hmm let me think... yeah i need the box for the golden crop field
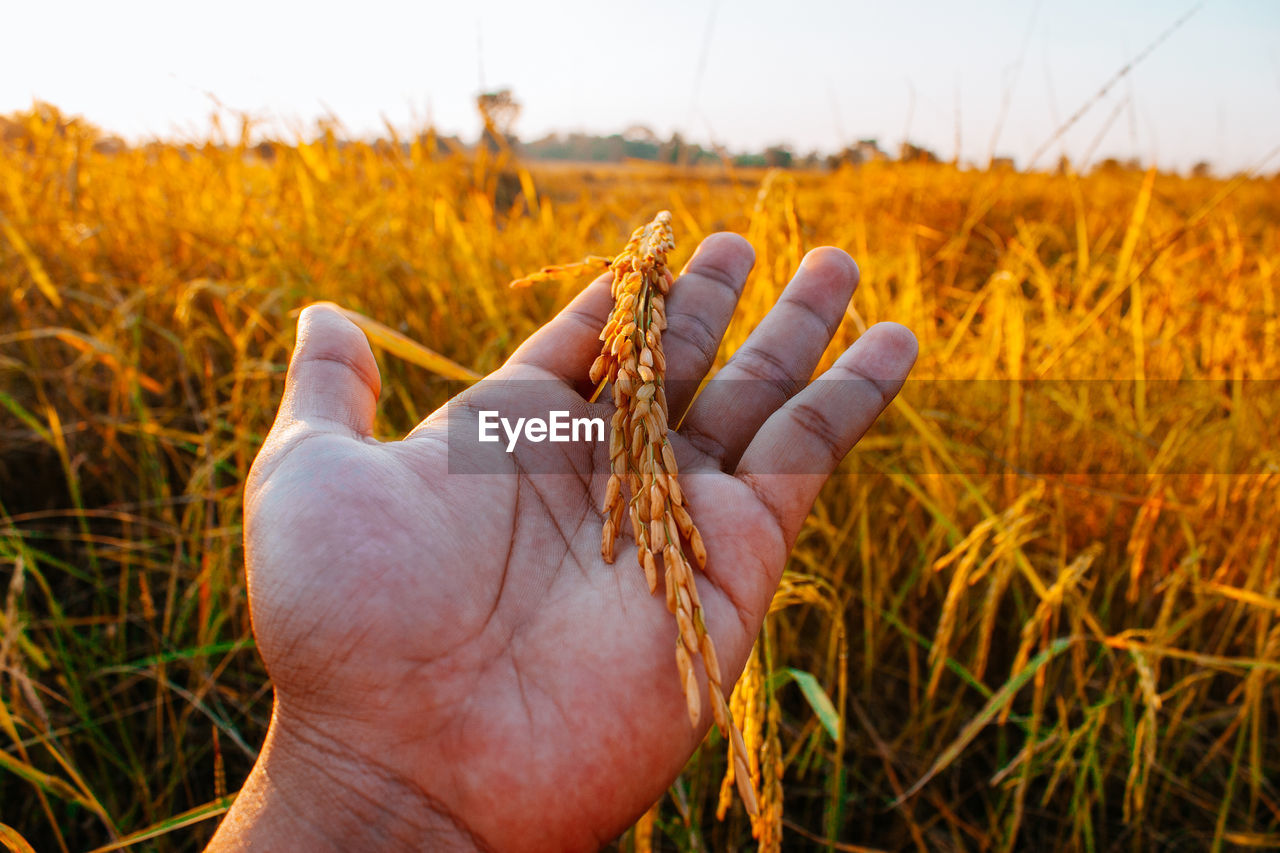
[2,103,1279,851]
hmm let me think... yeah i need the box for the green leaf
[85,795,236,853]
[0,748,92,808]
[783,667,841,741]
[894,636,1076,806]
[0,392,52,444]
[114,638,256,670]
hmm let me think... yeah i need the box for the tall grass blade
[895,637,1076,805]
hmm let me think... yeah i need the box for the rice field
[2,103,1279,851]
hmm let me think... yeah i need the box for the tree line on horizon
[2,99,1227,178]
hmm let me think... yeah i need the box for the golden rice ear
[582,212,757,818]
[689,527,708,570]
[684,678,702,729]
[649,484,665,520]
[629,505,644,544]
[589,354,610,385]
[735,755,760,818]
[630,422,646,457]
[665,514,681,550]
[603,475,621,514]
[676,610,699,659]
[632,800,660,853]
[663,551,679,614]
[675,642,700,727]
[700,633,722,687]
[672,503,694,538]
[643,550,659,594]
[716,749,737,821]
[635,485,651,526]
[661,443,678,476]
[600,518,615,564]
[649,518,665,550]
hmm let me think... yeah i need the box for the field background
[1,104,1279,851]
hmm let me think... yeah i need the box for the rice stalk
[592,211,759,817]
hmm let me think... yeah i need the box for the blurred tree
[622,124,659,144]
[764,145,794,168]
[899,141,939,163]
[477,89,521,151]
[660,132,687,165]
[826,139,886,169]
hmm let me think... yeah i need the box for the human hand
[207,234,917,852]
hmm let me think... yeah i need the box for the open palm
[212,234,916,852]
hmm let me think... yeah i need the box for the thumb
[273,302,381,439]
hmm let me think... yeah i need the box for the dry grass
[1,103,1279,851]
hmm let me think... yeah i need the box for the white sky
[2,0,1278,172]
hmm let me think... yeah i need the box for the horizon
[15,101,1267,177]
[3,0,1279,174]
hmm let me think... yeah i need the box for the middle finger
[677,247,861,470]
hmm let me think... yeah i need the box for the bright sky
[3,0,1278,172]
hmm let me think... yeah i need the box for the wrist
[207,702,489,852]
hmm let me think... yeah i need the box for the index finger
[506,233,755,408]
[504,270,615,393]
[660,233,755,420]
